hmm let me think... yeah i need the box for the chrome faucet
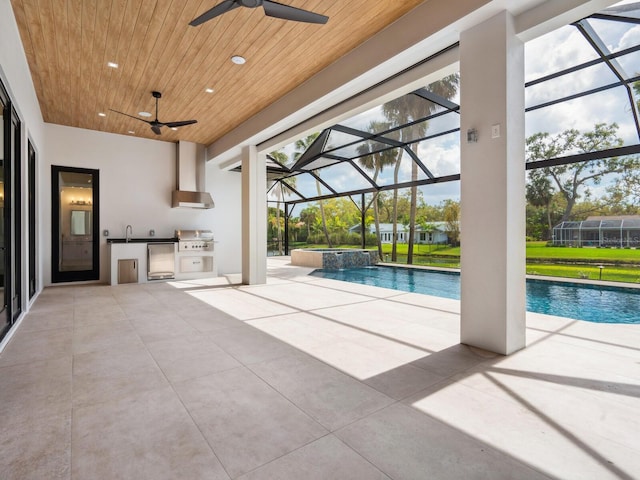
[126,225,133,243]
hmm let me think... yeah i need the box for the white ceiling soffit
[209,0,614,169]
[516,0,618,41]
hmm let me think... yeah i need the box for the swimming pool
[310,266,640,324]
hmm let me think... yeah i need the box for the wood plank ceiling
[10,0,426,145]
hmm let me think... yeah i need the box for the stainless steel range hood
[172,141,214,209]
[172,190,214,209]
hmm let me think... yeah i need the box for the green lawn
[378,242,640,263]
[524,264,640,283]
[295,241,640,283]
[525,241,640,263]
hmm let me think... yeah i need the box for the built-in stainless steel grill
[175,229,216,276]
[176,229,214,252]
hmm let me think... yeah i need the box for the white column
[460,11,526,355]
[241,145,267,284]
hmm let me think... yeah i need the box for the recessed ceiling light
[128,130,135,134]
[205,88,214,93]
[231,55,246,65]
[171,127,178,131]
[98,112,106,117]
[107,61,119,68]
[138,111,152,117]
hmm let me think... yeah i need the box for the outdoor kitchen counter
[109,239,177,285]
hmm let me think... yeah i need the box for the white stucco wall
[44,124,241,284]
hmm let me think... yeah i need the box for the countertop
[107,237,177,244]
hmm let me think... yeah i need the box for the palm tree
[390,149,404,261]
[268,151,297,255]
[382,75,459,263]
[269,151,287,254]
[299,204,319,240]
[357,121,398,259]
[294,133,333,246]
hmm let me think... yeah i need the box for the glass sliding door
[28,141,36,298]
[1,78,22,340]
[51,166,99,283]
[9,105,21,321]
[0,91,6,338]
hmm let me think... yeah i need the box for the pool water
[310,266,640,324]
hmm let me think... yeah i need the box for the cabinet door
[118,259,138,284]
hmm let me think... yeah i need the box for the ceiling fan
[189,0,328,27]
[110,91,197,135]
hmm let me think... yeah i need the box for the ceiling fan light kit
[189,0,328,27]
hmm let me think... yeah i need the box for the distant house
[350,222,452,245]
[552,215,640,247]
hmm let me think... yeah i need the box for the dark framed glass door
[1,78,22,340]
[51,166,100,283]
[28,141,36,298]
[0,85,7,338]
[9,102,21,322]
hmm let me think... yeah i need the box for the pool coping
[374,262,640,291]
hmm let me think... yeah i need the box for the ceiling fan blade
[151,125,162,135]
[109,109,152,124]
[262,0,328,24]
[190,0,240,26]
[164,120,198,128]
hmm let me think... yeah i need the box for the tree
[357,121,398,259]
[607,162,640,208]
[526,123,640,222]
[267,206,281,250]
[418,219,437,254]
[442,200,460,246]
[526,174,555,240]
[390,156,402,261]
[377,191,393,223]
[268,150,293,255]
[299,204,320,240]
[294,133,332,246]
[382,75,459,263]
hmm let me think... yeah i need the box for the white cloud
[525,26,597,81]
[417,135,460,177]
[619,24,640,49]
[526,87,636,139]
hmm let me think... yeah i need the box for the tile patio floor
[1,257,639,479]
